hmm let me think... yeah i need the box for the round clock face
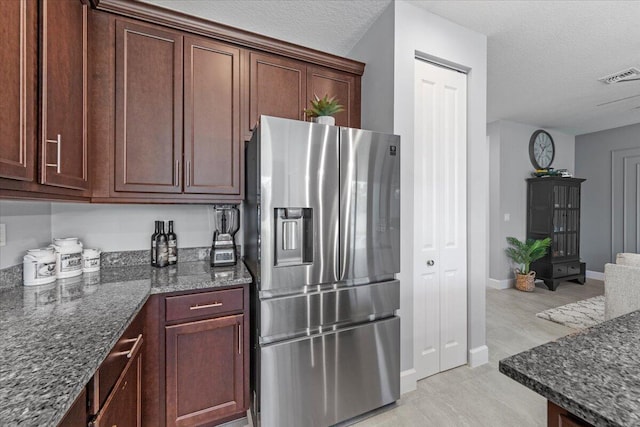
[529,130,555,169]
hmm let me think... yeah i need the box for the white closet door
[414,59,467,379]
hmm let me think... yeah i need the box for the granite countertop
[0,260,252,427]
[499,310,640,427]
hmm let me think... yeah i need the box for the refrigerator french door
[244,116,401,427]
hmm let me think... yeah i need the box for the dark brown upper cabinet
[184,37,241,195]
[249,52,307,132]
[307,65,360,128]
[248,51,361,134]
[0,0,37,182]
[40,0,89,191]
[114,20,183,194]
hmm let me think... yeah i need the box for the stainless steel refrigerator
[244,116,401,427]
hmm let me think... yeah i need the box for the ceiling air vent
[598,67,640,84]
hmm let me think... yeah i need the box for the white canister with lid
[23,247,57,286]
[51,237,83,278]
[82,248,102,273]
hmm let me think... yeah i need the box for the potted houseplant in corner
[304,94,344,125]
[505,236,552,292]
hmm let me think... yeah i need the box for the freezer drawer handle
[190,302,223,310]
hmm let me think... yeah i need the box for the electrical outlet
[504,213,510,222]
[0,224,6,247]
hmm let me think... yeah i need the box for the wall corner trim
[468,345,489,368]
[586,270,605,281]
[487,278,513,289]
[400,368,417,395]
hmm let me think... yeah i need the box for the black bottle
[151,221,160,266]
[155,221,169,268]
[167,220,178,265]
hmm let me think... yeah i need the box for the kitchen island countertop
[500,309,640,427]
[0,260,252,426]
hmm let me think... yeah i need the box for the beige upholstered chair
[604,253,640,320]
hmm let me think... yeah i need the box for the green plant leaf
[504,236,551,274]
[305,93,344,118]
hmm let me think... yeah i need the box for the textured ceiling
[140,0,391,56]
[142,0,640,135]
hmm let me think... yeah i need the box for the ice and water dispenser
[274,208,313,266]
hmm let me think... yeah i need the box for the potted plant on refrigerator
[304,94,344,125]
[505,236,552,292]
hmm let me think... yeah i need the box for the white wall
[488,120,575,285]
[50,203,222,252]
[0,201,237,269]
[0,201,52,268]
[348,3,394,134]
[349,0,489,389]
[393,0,488,382]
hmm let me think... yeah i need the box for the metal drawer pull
[126,334,142,358]
[113,334,143,359]
[45,134,61,173]
[190,302,223,310]
[174,160,179,187]
[238,323,242,354]
[186,160,191,187]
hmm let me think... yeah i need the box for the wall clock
[529,130,555,169]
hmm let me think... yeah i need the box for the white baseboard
[487,278,513,289]
[586,270,605,281]
[400,368,417,395]
[468,345,489,368]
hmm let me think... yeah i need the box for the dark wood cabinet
[166,314,245,427]
[0,0,37,182]
[141,286,250,427]
[184,37,242,195]
[91,344,143,427]
[307,65,360,128]
[527,177,586,291]
[248,52,361,131]
[57,388,87,427]
[548,401,593,427]
[40,0,89,190]
[249,52,307,130]
[114,20,183,194]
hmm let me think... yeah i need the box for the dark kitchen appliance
[211,205,239,267]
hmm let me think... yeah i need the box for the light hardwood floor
[352,279,604,427]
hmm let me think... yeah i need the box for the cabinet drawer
[90,312,143,415]
[166,288,243,323]
[552,264,567,278]
[567,262,582,275]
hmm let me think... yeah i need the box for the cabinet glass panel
[553,233,565,258]
[553,185,567,209]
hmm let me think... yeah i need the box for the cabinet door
[184,37,241,195]
[0,0,37,181]
[249,52,306,131]
[93,348,143,427]
[40,0,88,190]
[115,20,183,193]
[307,65,359,128]
[166,314,244,427]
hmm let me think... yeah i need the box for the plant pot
[312,116,335,126]
[515,270,536,292]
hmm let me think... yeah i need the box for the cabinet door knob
[426,260,435,266]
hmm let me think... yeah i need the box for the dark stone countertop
[0,261,252,427]
[499,310,640,427]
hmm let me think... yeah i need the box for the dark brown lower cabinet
[57,388,87,427]
[548,401,593,427]
[166,314,245,427]
[91,346,143,427]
